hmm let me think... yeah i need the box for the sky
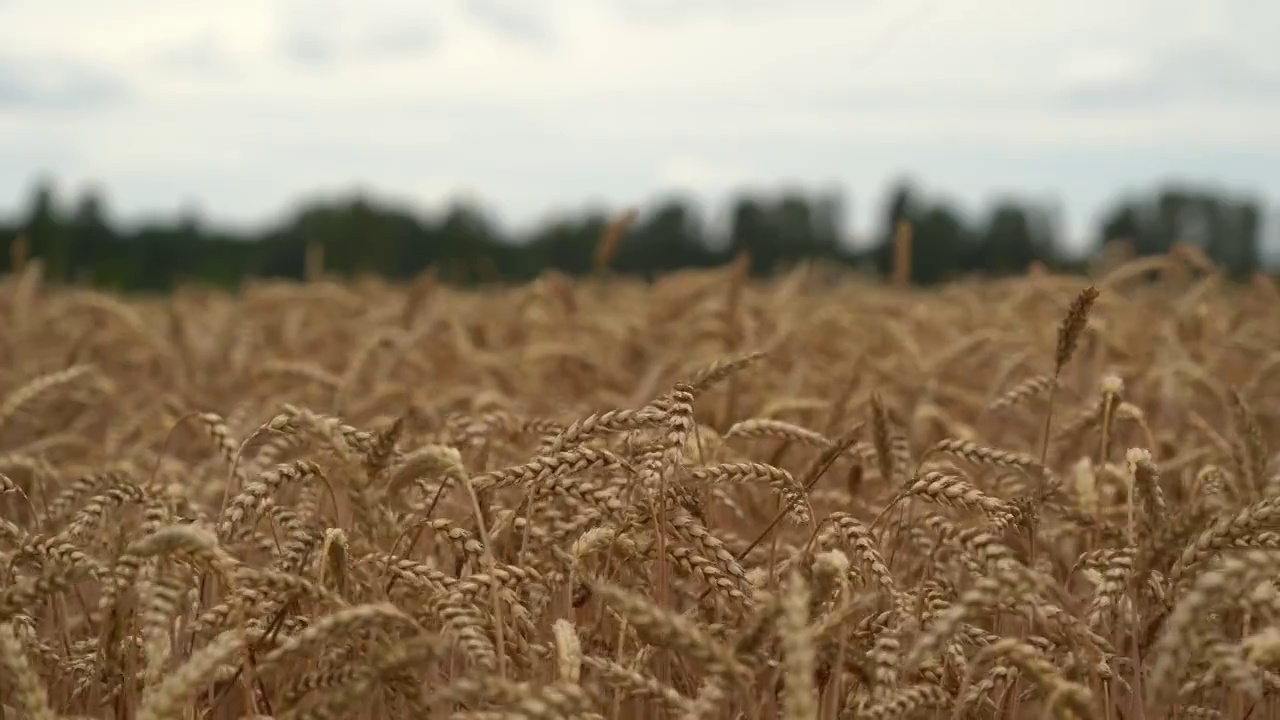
[2,0,1280,258]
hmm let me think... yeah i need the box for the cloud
[280,29,341,66]
[654,156,757,196]
[152,35,242,79]
[607,0,798,28]
[362,23,439,57]
[462,0,553,47]
[1059,45,1280,109]
[0,54,128,111]
[275,2,438,67]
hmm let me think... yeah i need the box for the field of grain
[0,254,1277,720]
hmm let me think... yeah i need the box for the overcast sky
[2,0,1279,256]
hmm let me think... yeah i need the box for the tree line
[0,177,1268,292]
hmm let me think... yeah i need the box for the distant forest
[0,177,1269,291]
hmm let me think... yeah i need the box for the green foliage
[1099,187,1264,279]
[0,178,1267,291]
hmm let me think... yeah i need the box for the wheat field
[0,252,1278,720]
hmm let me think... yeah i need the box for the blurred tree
[1100,201,1140,247]
[977,201,1038,276]
[1098,186,1262,279]
[437,201,504,282]
[1152,189,1189,257]
[616,197,713,278]
[809,189,846,262]
[22,180,69,281]
[729,194,775,275]
[0,177,1269,291]
[1204,196,1261,279]
[912,203,968,284]
[873,180,917,276]
[67,187,114,284]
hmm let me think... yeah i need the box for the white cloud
[0,0,1278,254]
[1057,49,1149,89]
[654,156,756,194]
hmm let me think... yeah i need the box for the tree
[1100,200,1142,249]
[977,201,1038,276]
[0,176,1272,292]
[873,180,917,276]
[22,180,68,281]
[729,194,774,275]
[67,187,114,284]
[912,203,968,284]
[437,201,504,282]
[617,197,712,277]
[1205,196,1261,279]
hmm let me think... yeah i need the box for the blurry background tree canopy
[1,177,1270,292]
